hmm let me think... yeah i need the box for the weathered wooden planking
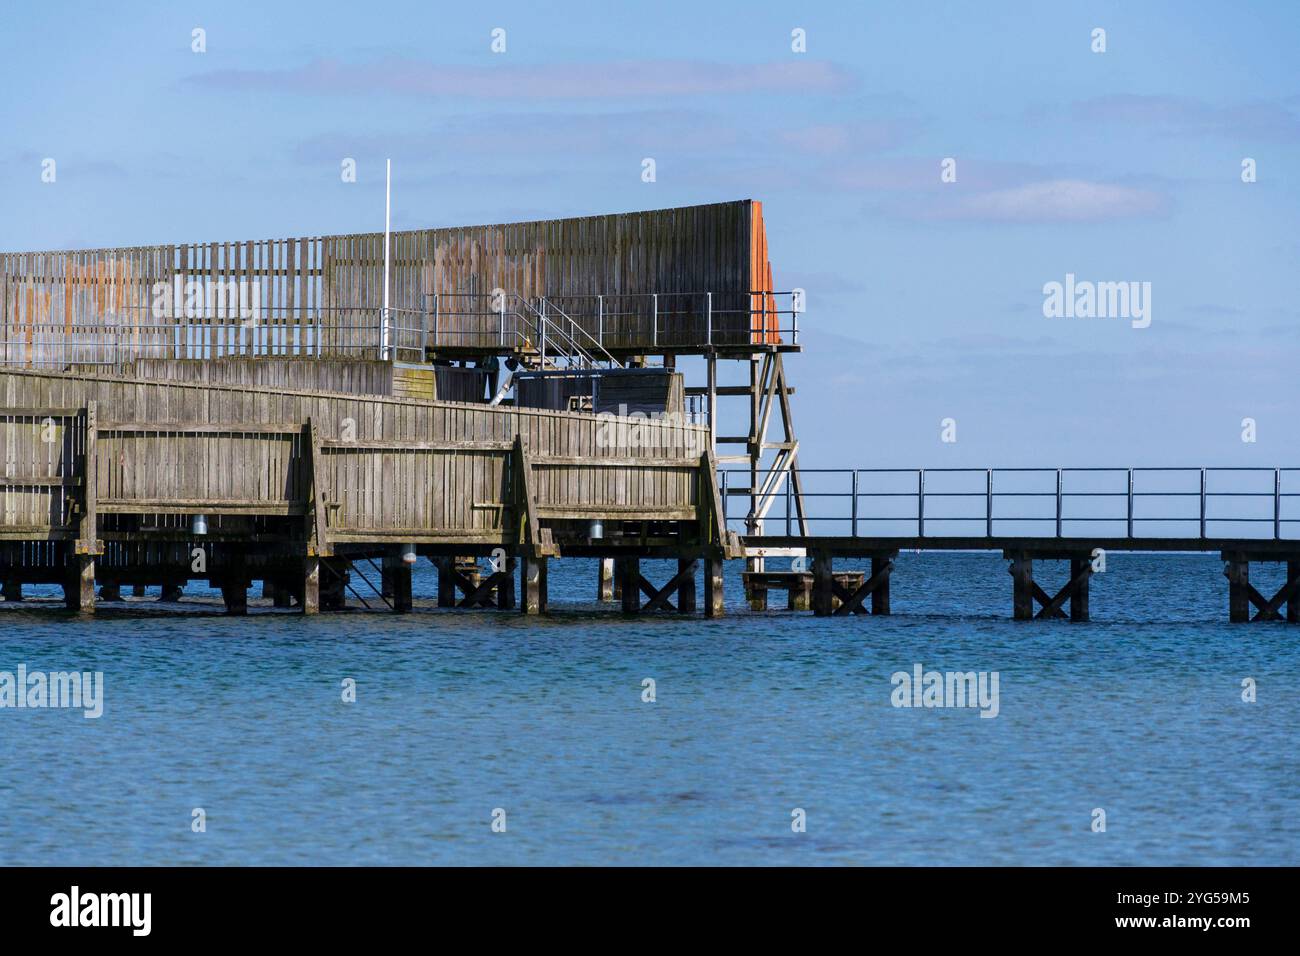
[94,425,305,515]
[0,367,705,457]
[0,408,82,534]
[0,367,710,541]
[0,201,778,363]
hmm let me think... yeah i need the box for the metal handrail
[536,297,621,367]
[720,466,1300,541]
[526,290,804,348]
[1,289,808,364]
[507,294,599,370]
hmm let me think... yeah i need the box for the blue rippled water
[1,552,1296,866]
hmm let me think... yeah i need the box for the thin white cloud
[189,57,854,99]
[911,179,1171,223]
[291,109,746,163]
[778,119,921,154]
[1071,94,1300,143]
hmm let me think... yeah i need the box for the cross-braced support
[810,552,895,616]
[436,556,518,610]
[1223,554,1300,623]
[1007,553,1093,621]
[704,350,806,573]
[618,557,699,614]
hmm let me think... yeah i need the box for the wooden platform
[0,367,734,614]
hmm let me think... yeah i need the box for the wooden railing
[0,200,785,365]
[0,378,722,556]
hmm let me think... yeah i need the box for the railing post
[1127,468,1134,539]
[1275,467,1282,540]
[721,469,729,526]
[986,469,993,538]
[1200,468,1207,539]
[706,292,712,346]
[1055,468,1063,537]
[851,470,859,538]
[499,300,506,349]
[539,299,547,366]
[918,469,925,538]
[597,295,604,347]
[785,471,792,535]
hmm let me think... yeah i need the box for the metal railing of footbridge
[721,466,1300,541]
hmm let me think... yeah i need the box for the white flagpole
[382,158,392,360]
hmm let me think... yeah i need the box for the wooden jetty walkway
[1,201,1296,622]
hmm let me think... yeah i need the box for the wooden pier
[2,201,1295,623]
[0,366,733,616]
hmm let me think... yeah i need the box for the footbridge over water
[1,201,1294,622]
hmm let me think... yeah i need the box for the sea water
[1,552,1295,866]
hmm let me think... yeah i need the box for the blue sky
[1,0,1297,468]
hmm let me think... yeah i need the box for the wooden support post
[1070,557,1091,622]
[598,557,615,602]
[539,558,548,611]
[747,576,769,611]
[497,557,517,610]
[812,552,833,617]
[78,557,96,612]
[384,555,413,613]
[79,401,98,555]
[301,558,320,615]
[160,583,183,603]
[98,583,122,602]
[64,555,95,613]
[1225,558,1250,624]
[787,575,812,611]
[221,579,248,616]
[706,353,717,456]
[132,584,146,597]
[620,557,641,614]
[67,401,99,614]
[522,556,546,615]
[676,558,697,614]
[1,580,21,602]
[1010,554,1033,621]
[871,555,892,615]
[305,418,331,559]
[704,556,725,618]
[1290,561,1300,624]
[746,355,763,574]
[436,557,456,608]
